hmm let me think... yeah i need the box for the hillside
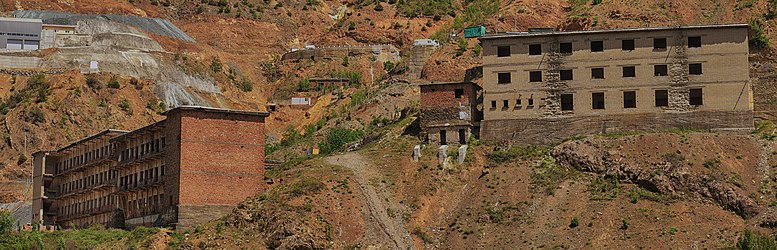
[2,0,777,249]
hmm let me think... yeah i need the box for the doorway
[440,130,447,145]
[459,129,466,144]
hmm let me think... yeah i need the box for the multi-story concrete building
[478,24,753,144]
[419,82,482,145]
[32,106,269,230]
[0,17,43,50]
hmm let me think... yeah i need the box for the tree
[0,210,13,234]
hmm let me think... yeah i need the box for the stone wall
[177,204,235,231]
[481,110,753,145]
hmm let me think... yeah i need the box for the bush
[319,128,364,154]
[588,176,620,200]
[383,61,396,72]
[297,78,311,91]
[106,75,120,89]
[0,210,13,234]
[239,80,253,92]
[396,0,454,18]
[374,3,384,11]
[210,57,223,73]
[0,75,50,114]
[119,99,133,115]
[569,217,579,228]
[750,19,770,49]
[736,230,777,250]
[455,39,468,57]
[85,74,101,89]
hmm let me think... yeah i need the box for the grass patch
[628,187,670,203]
[489,145,549,164]
[736,230,777,249]
[531,156,578,195]
[0,225,159,249]
[588,176,620,201]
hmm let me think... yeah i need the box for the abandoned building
[477,24,753,144]
[32,106,269,230]
[419,82,482,145]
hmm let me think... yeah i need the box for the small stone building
[419,82,482,145]
[32,106,269,230]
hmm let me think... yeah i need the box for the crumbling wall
[668,32,692,111]
[481,110,754,145]
[543,37,569,117]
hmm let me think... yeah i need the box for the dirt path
[326,153,413,250]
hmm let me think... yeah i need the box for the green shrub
[288,178,325,197]
[119,99,133,115]
[488,145,548,163]
[588,176,620,200]
[592,0,602,5]
[736,230,777,250]
[455,39,468,57]
[85,74,101,89]
[620,219,629,230]
[749,19,770,49]
[106,75,120,89]
[396,0,454,18]
[210,57,223,73]
[374,3,384,11]
[532,156,577,195]
[628,187,669,203]
[383,61,396,72]
[319,128,364,154]
[0,75,50,114]
[239,80,253,92]
[569,217,579,228]
[297,78,311,91]
[0,209,12,234]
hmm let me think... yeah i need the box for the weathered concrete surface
[177,204,234,231]
[481,110,754,145]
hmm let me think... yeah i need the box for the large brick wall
[170,109,267,230]
[481,110,754,145]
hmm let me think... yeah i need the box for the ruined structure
[478,24,753,144]
[419,82,482,145]
[32,107,269,230]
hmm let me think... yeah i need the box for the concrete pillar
[413,145,421,162]
[438,145,448,166]
[457,145,468,164]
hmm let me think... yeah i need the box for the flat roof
[0,17,42,24]
[109,120,165,142]
[42,24,76,28]
[161,106,270,117]
[480,23,749,40]
[55,129,128,153]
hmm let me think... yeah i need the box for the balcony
[56,178,116,199]
[118,175,163,193]
[114,149,164,170]
[55,156,113,177]
[58,205,117,221]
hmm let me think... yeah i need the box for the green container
[463,26,486,38]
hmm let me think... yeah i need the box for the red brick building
[419,82,482,145]
[32,106,269,230]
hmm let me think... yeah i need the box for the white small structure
[304,44,316,50]
[413,39,440,47]
[291,97,312,105]
[89,61,99,70]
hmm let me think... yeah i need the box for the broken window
[592,92,605,109]
[653,38,667,50]
[654,64,668,76]
[591,68,604,79]
[498,72,511,84]
[515,98,522,108]
[497,46,511,57]
[490,100,497,109]
[559,42,572,53]
[655,90,669,107]
[688,36,701,48]
[561,93,574,111]
[529,71,542,82]
[689,63,702,75]
[503,100,509,109]
[454,88,464,98]
[591,40,604,52]
[528,98,534,107]
[560,70,573,81]
[529,44,542,55]
[622,39,635,51]
[689,88,703,105]
[622,66,636,77]
[623,91,636,108]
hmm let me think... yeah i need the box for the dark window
[688,36,701,48]
[560,70,573,81]
[591,40,604,52]
[559,42,572,53]
[623,91,636,108]
[689,88,703,105]
[655,90,669,107]
[622,66,636,77]
[454,88,464,98]
[528,98,534,106]
[516,99,521,107]
[529,44,542,55]
[497,46,511,57]
[654,65,668,76]
[498,72,511,84]
[689,63,702,75]
[491,100,497,109]
[653,38,667,49]
[591,68,604,79]
[529,71,542,82]
[561,94,574,111]
[592,92,605,109]
[622,39,635,51]
[503,100,509,109]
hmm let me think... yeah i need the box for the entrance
[459,129,466,144]
[440,130,447,145]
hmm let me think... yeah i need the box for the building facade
[419,82,482,145]
[478,24,753,144]
[0,17,42,50]
[32,107,269,230]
